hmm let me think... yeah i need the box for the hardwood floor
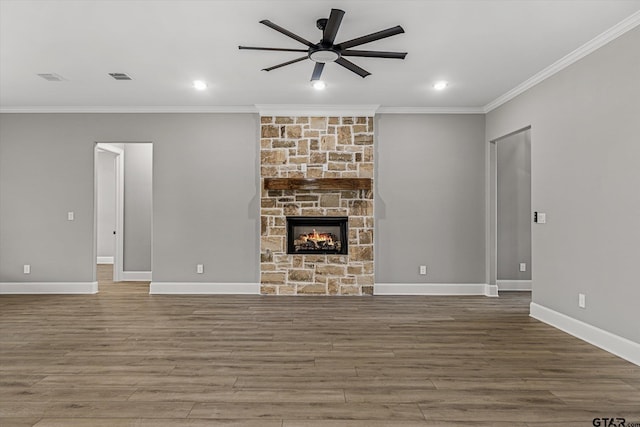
[1,265,639,426]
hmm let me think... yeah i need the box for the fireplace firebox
[286,216,348,255]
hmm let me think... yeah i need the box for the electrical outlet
[23,264,31,274]
[67,211,74,221]
[196,264,204,274]
[519,262,527,272]
[300,164,307,172]
[534,212,546,223]
[419,265,427,275]
[322,164,328,172]
[578,293,586,309]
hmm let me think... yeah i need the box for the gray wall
[0,115,96,282]
[497,130,531,280]
[123,143,152,272]
[376,114,486,283]
[0,113,260,284]
[486,27,640,343]
[96,149,116,258]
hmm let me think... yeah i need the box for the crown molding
[255,104,380,117]
[0,106,259,114]
[0,104,486,115]
[483,10,640,113]
[377,106,484,114]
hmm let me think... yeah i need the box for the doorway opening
[94,142,153,291]
[490,127,532,295]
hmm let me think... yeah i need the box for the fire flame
[301,229,333,244]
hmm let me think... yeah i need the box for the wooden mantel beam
[263,178,372,191]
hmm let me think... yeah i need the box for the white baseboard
[485,283,499,297]
[97,256,114,264]
[497,280,532,291]
[0,282,98,294]
[375,283,497,297]
[121,271,152,281]
[530,302,640,367]
[149,282,260,295]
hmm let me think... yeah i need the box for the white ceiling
[1,0,639,112]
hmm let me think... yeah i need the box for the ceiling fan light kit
[311,80,327,90]
[239,8,407,83]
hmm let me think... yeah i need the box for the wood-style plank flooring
[1,265,639,426]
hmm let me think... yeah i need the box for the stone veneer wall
[260,116,374,295]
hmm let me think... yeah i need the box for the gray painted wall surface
[123,143,152,271]
[486,27,640,343]
[497,130,531,280]
[376,114,486,283]
[96,150,116,258]
[0,114,96,282]
[0,113,260,284]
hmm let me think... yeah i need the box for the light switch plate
[196,264,204,274]
[578,293,586,308]
[67,212,74,221]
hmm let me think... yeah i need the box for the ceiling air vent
[37,73,66,81]
[109,72,132,80]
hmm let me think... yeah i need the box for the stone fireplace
[260,116,374,295]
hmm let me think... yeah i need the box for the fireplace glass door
[286,216,348,255]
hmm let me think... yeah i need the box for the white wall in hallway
[96,149,116,261]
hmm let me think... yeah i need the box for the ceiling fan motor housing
[309,46,341,63]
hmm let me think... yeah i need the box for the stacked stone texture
[260,116,374,295]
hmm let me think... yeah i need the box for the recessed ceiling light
[433,81,448,91]
[193,80,208,90]
[311,80,326,90]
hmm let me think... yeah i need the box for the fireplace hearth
[287,216,348,255]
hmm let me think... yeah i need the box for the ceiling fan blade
[335,57,371,78]
[336,26,405,50]
[322,9,345,45]
[311,62,325,81]
[261,56,308,72]
[260,20,314,47]
[239,46,308,53]
[341,50,407,59]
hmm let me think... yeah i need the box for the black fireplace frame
[286,216,348,255]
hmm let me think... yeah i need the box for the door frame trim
[95,143,124,282]
[488,126,532,294]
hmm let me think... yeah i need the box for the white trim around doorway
[95,143,124,282]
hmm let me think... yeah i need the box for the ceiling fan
[239,8,407,81]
